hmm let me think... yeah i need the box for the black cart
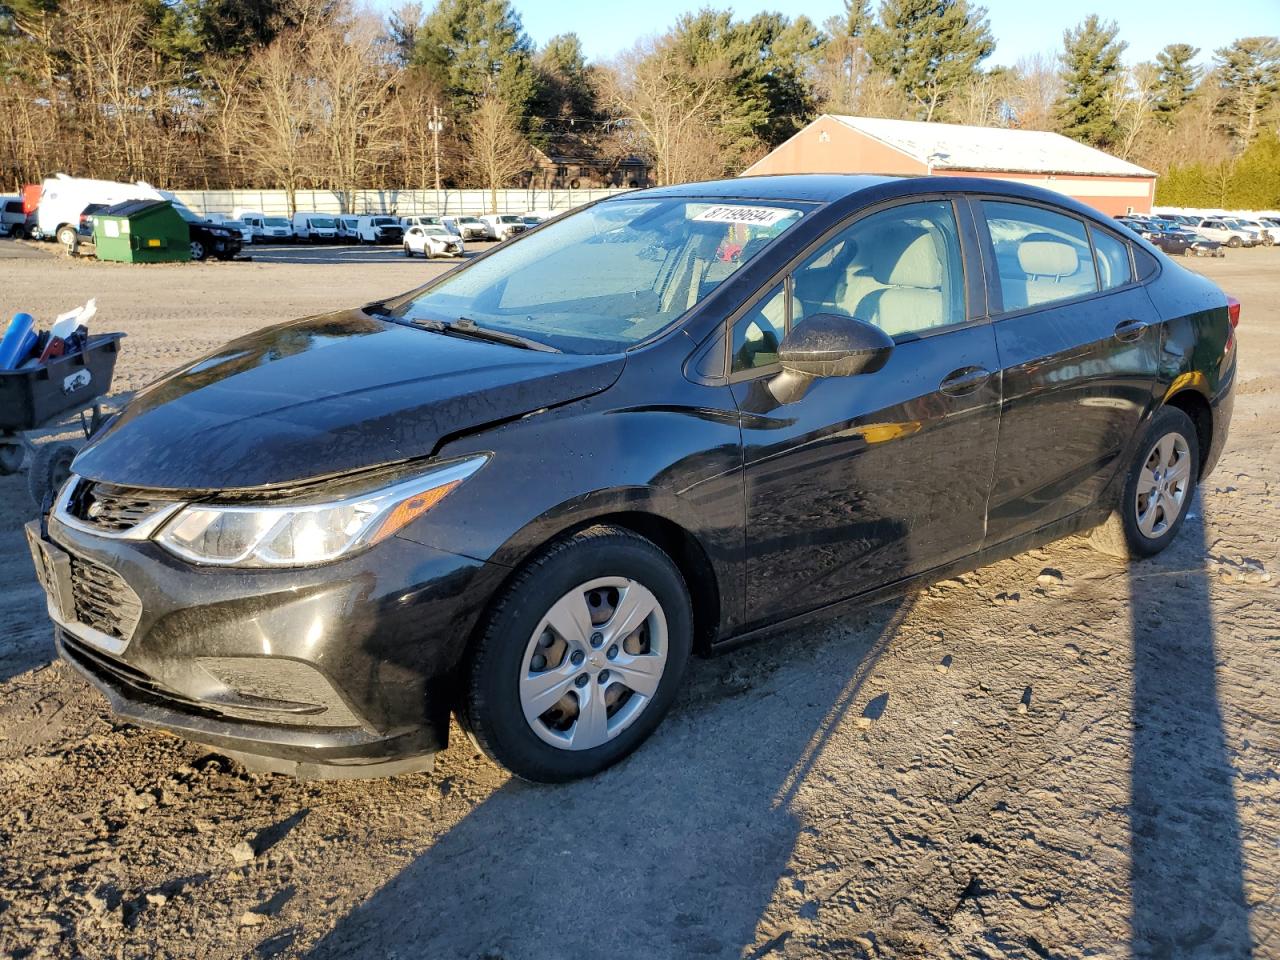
[0,333,125,505]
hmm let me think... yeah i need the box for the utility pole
[428,103,444,215]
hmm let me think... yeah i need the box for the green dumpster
[92,199,191,263]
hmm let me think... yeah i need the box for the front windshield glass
[392,197,806,354]
[309,216,336,227]
[265,217,289,227]
[372,217,397,226]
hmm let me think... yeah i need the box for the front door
[730,199,1002,630]
[977,199,1161,545]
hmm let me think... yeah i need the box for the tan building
[742,115,1157,216]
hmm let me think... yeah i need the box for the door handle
[938,366,993,397]
[1114,318,1149,342]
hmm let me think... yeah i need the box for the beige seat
[852,231,946,335]
[1016,239,1081,308]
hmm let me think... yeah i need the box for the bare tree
[309,15,398,212]
[811,24,911,120]
[241,34,315,213]
[465,86,533,212]
[1007,54,1061,131]
[599,38,736,185]
[1111,63,1161,161]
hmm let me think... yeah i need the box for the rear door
[731,197,1002,629]
[976,198,1160,545]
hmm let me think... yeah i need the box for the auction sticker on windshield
[693,205,796,227]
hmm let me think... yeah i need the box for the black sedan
[27,175,1237,782]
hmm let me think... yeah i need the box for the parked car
[403,224,465,258]
[443,215,488,241]
[336,216,361,243]
[292,213,338,243]
[1118,218,1198,256]
[479,213,529,241]
[216,217,253,245]
[1236,218,1279,245]
[1196,218,1261,248]
[233,211,294,242]
[1,196,35,239]
[142,198,242,261]
[27,175,1236,783]
[521,213,546,228]
[356,215,404,245]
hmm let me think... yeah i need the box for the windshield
[391,197,806,354]
[308,216,336,228]
[265,217,289,227]
[372,217,397,226]
[496,215,522,224]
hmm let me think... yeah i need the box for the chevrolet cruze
[27,175,1237,782]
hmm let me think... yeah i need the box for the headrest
[872,232,942,287]
[1018,240,1078,277]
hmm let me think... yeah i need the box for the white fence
[170,187,635,219]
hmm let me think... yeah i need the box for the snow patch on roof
[829,116,1156,178]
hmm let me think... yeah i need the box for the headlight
[155,455,486,567]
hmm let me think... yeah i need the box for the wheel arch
[481,501,725,657]
[1162,387,1213,479]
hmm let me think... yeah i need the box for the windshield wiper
[413,316,560,353]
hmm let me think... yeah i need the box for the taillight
[1226,295,1241,328]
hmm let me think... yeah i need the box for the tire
[403,243,413,257]
[27,442,77,508]
[459,525,693,783]
[1089,406,1200,560]
[57,225,78,255]
[190,239,207,261]
[1227,236,1242,248]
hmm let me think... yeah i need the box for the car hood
[74,311,625,491]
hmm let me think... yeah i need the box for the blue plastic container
[0,313,36,371]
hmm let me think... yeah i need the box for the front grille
[69,553,142,642]
[67,479,177,534]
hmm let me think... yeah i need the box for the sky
[373,0,1279,67]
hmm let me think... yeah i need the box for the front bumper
[30,515,503,777]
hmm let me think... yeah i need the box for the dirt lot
[0,240,1276,960]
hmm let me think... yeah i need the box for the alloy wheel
[1135,432,1191,539]
[518,576,668,751]
[190,240,206,260]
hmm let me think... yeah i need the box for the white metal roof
[828,115,1156,178]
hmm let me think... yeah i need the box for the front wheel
[402,243,413,257]
[1089,406,1200,560]
[1227,236,1242,248]
[460,525,693,783]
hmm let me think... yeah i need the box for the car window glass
[984,201,1098,311]
[791,199,965,337]
[730,284,787,372]
[1090,228,1132,290]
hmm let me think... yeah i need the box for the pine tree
[1213,36,1280,144]
[413,0,536,119]
[1055,15,1127,147]
[864,0,995,121]
[1153,43,1200,121]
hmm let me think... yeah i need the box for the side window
[1090,227,1132,290]
[983,201,1098,311]
[791,200,965,337]
[730,284,787,373]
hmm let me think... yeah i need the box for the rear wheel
[402,243,413,257]
[57,225,78,255]
[1089,406,1199,560]
[460,525,693,783]
[190,239,207,261]
[1227,236,1242,248]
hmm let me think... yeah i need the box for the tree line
[0,0,1276,210]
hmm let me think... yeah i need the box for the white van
[232,210,294,242]
[336,216,361,243]
[401,215,442,231]
[479,213,529,242]
[37,174,162,249]
[356,215,404,245]
[292,213,338,242]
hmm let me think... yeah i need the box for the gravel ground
[0,240,1276,960]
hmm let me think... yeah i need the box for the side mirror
[769,313,894,404]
